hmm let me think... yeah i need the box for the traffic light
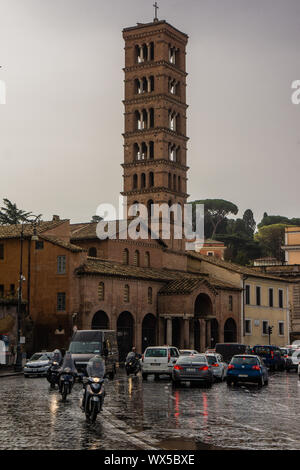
[268,326,273,335]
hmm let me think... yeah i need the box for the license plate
[186,368,196,372]
[238,374,248,377]
[151,363,159,366]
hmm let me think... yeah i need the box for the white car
[141,346,180,380]
[23,352,54,377]
[288,350,300,373]
[205,353,227,381]
[179,349,199,356]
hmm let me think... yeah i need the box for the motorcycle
[82,356,106,423]
[58,352,77,401]
[46,349,62,389]
[125,352,141,376]
[46,361,61,389]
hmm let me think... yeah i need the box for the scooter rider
[81,355,106,410]
[46,349,62,385]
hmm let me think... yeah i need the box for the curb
[0,372,23,378]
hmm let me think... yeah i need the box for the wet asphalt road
[0,370,299,450]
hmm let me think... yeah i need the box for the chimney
[52,215,60,221]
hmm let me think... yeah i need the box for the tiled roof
[0,219,68,240]
[39,235,85,253]
[188,252,289,282]
[159,277,240,295]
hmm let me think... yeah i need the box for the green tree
[91,215,103,223]
[255,223,286,261]
[243,209,256,236]
[0,198,33,225]
[190,199,238,239]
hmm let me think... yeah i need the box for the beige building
[188,254,290,347]
[283,226,300,265]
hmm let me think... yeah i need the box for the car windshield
[177,355,207,365]
[180,351,195,355]
[232,356,258,365]
[145,348,167,358]
[206,356,217,364]
[69,341,101,354]
[253,347,271,355]
[29,354,49,362]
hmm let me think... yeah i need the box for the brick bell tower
[121,16,189,245]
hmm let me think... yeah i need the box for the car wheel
[172,380,180,388]
[154,374,160,381]
[226,378,232,386]
[142,373,148,380]
[264,377,269,386]
[258,376,264,387]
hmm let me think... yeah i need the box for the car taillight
[228,364,234,370]
[252,365,260,370]
[271,351,274,359]
[198,366,209,371]
[142,354,144,362]
[212,364,219,367]
[174,365,183,370]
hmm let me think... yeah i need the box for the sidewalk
[0,366,23,378]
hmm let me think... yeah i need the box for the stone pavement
[0,366,23,378]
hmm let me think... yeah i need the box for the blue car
[226,354,268,387]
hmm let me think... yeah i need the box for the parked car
[179,349,199,356]
[205,353,227,381]
[298,362,300,378]
[281,347,297,371]
[251,345,285,371]
[23,352,54,377]
[215,343,251,363]
[172,354,213,387]
[226,354,268,387]
[141,346,180,380]
[68,329,118,379]
[286,349,300,372]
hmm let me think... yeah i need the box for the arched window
[134,250,140,267]
[133,174,138,189]
[178,176,181,192]
[123,248,129,265]
[145,251,150,267]
[149,141,154,159]
[148,287,153,304]
[173,174,177,191]
[98,282,105,301]
[168,173,172,189]
[88,247,97,257]
[141,173,146,189]
[124,284,130,303]
[149,172,154,187]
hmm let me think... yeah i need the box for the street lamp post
[14,216,40,372]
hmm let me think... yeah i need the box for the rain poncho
[52,349,62,365]
[60,352,77,374]
[86,356,105,378]
[126,351,137,362]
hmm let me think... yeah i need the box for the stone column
[200,319,206,352]
[166,318,172,346]
[136,319,142,354]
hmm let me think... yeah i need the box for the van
[251,345,285,371]
[141,346,180,380]
[68,330,118,379]
[215,343,251,363]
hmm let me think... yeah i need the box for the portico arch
[224,318,237,342]
[91,310,109,330]
[142,313,157,352]
[117,311,135,362]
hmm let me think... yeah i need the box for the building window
[124,285,130,303]
[10,284,15,296]
[269,288,274,307]
[57,293,66,311]
[278,321,284,336]
[262,320,268,335]
[256,286,261,306]
[245,285,250,305]
[0,244,4,259]
[134,250,140,267]
[207,251,214,257]
[148,287,153,304]
[0,285,4,297]
[229,295,233,311]
[35,241,44,250]
[88,247,97,257]
[57,256,66,274]
[145,251,150,267]
[98,282,105,301]
[245,319,252,335]
[278,289,283,309]
[123,248,129,265]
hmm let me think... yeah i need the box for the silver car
[23,352,54,377]
[172,354,213,387]
[205,353,227,381]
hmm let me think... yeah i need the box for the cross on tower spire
[153,2,159,22]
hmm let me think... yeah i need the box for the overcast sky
[0,0,299,224]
